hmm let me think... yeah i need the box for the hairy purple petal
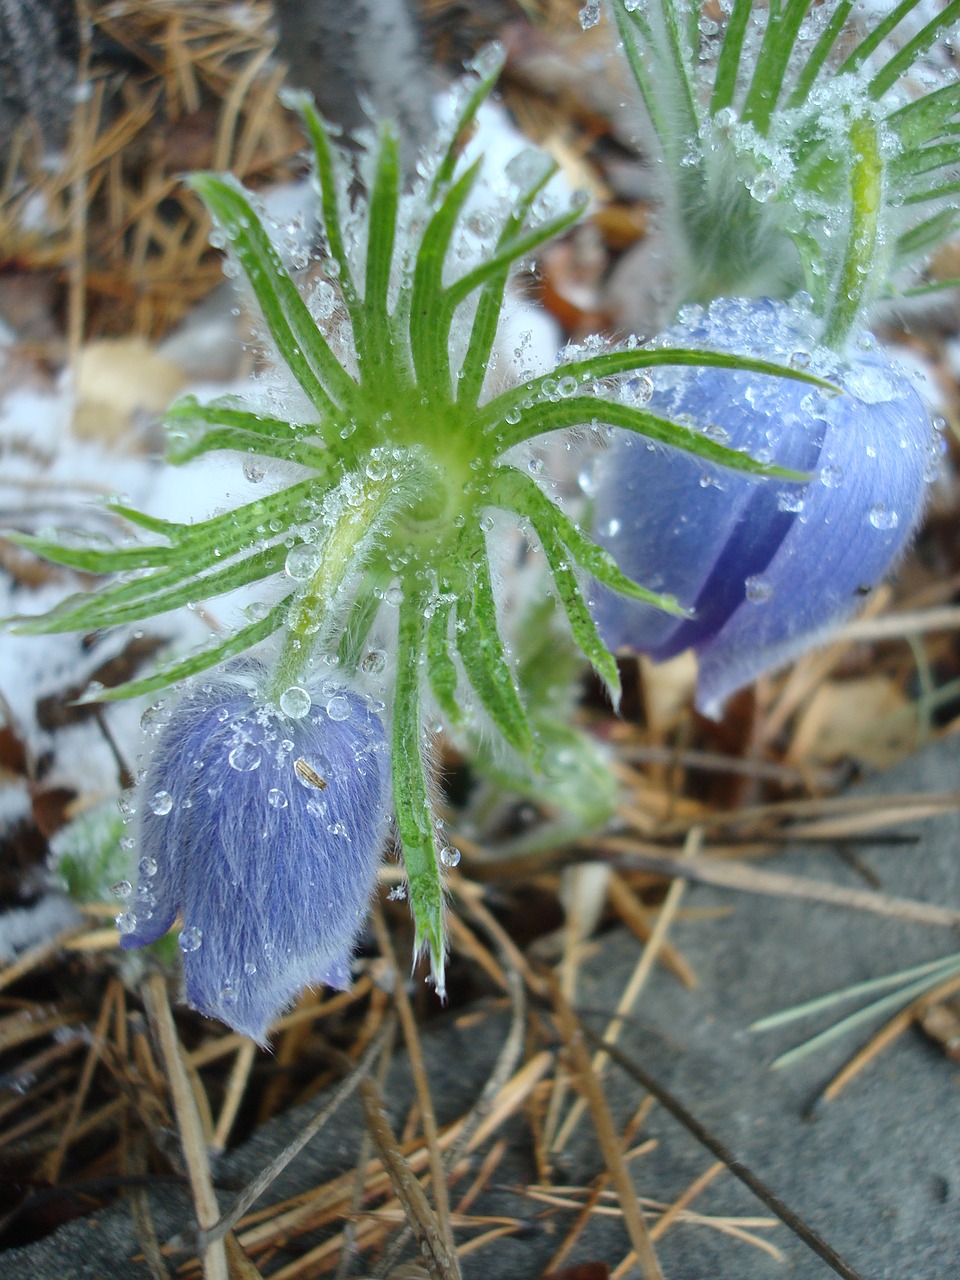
[120,671,389,1043]
[592,297,934,716]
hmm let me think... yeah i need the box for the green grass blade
[78,598,292,703]
[190,174,357,418]
[393,594,446,992]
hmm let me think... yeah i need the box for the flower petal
[121,673,389,1043]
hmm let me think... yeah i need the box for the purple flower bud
[119,671,389,1043]
[592,297,935,717]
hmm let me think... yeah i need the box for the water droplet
[280,686,312,719]
[325,694,351,721]
[285,542,322,581]
[868,504,899,530]
[745,575,773,603]
[819,464,843,488]
[439,846,461,867]
[138,856,158,878]
[556,375,578,398]
[579,0,600,29]
[504,406,522,425]
[150,790,173,816]
[748,173,778,203]
[384,585,403,607]
[777,491,805,514]
[112,880,132,901]
[116,912,137,935]
[604,517,621,537]
[360,649,387,675]
[229,742,262,771]
[140,702,169,735]
[221,984,238,1005]
[244,961,258,976]
[268,788,288,809]
[245,600,270,623]
[243,458,266,484]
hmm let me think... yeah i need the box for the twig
[141,974,227,1280]
[358,1076,462,1280]
[577,1021,866,1280]
[550,978,664,1280]
[598,840,960,928]
[201,1016,395,1250]
[211,1040,257,1156]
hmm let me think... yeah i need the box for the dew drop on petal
[112,880,132,901]
[745,575,773,604]
[179,926,203,952]
[150,790,173,816]
[268,788,288,809]
[819,464,843,489]
[280,685,312,719]
[228,742,262,771]
[138,856,158,878]
[868,504,899,530]
[116,912,137,935]
[244,962,258,976]
[777,491,805,514]
[221,984,238,1005]
[325,695,351,721]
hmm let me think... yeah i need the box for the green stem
[268,463,415,700]
[822,113,885,351]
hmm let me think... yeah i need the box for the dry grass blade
[141,973,227,1280]
[577,1023,866,1280]
[599,840,960,928]
[550,977,664,1280]
[202,1016,395,1251]
[358,1076,463,1280]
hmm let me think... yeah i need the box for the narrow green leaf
[79,598,292,703]
[458,159,557,408]
[165,422,333,472]
[190,174,357,418]
[336,575,389,672]
[298,99,367,356]
[490,393,811,480]
[741,0,809,134]
[890,141,960,183]
[530,511,621,706]
[838,0,930,79]
[444,201,583,318]
[409,158,482,397]
[786,1,853,109]
[364,127,400,361]
[488,466,689,617]
[886,81,960,149]
[393,594,446,991]
[481,347,833,436]
[895,207,960,264]
[868,1,960,101]
[426,591,462,725]
[166,395,319,441]
[14,546,288,634]
[430,48,504,196]
[710,0,753,115]
[2,530,173,574]
[455,539,535,760]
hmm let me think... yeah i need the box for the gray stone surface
[6,738,960,1278]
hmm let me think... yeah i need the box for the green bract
[611,0,960,345]
[5,54,824,986]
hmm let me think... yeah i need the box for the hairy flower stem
[267,460,419,702]
[823,114,886,351]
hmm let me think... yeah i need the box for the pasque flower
[591,296,935,716]
[118,672,389,1042]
